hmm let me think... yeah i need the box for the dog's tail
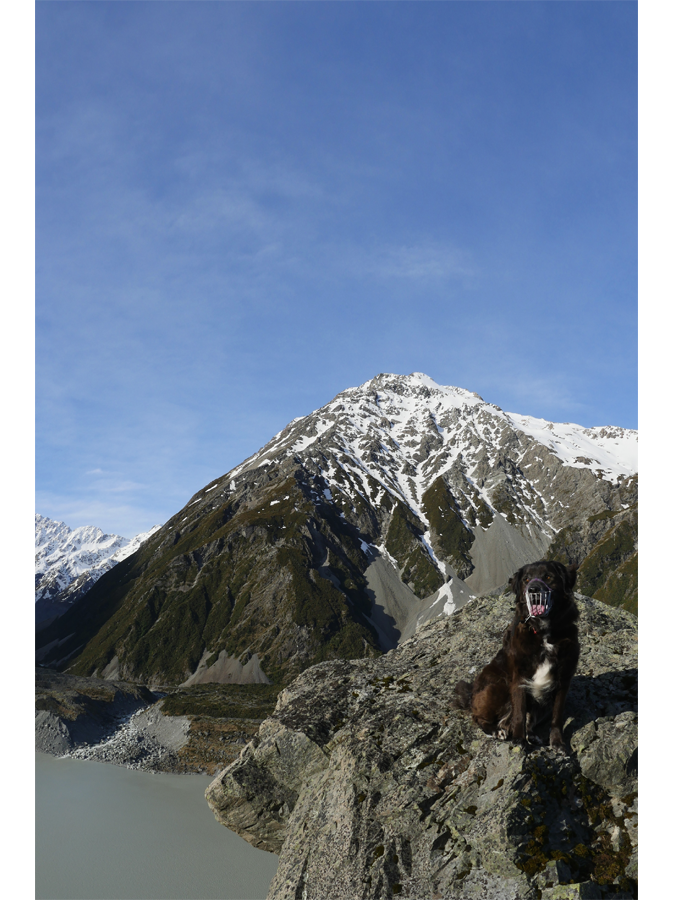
[452,679,474,710]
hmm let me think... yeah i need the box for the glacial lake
[36,752,278,900]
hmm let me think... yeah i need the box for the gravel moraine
[67,704,192,771]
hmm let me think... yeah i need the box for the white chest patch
[523,658,555,701]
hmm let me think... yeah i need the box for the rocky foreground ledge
[206,594,637,900]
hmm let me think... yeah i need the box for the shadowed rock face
[206,593,637,900]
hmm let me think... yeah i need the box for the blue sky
[36,1,637,538]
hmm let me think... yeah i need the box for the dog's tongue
[531,604,547,617]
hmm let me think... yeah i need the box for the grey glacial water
[36,752,278,900]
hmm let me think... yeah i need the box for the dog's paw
[497,728,509,741]
[549,730,568,754]
[526,734,543,747]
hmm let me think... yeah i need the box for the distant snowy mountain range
[36,373,637,685]
[35,515,161,625]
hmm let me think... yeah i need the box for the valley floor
[35,668,278,775]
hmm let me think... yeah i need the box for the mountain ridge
[35,373,637,686]
[35,514,162,625]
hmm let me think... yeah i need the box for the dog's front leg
[510,681,527,745]
[549,685,569,752]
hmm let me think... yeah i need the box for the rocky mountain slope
[207,591,637,900]
[35,514,161,625]
[35,373,637,687]
[35,667,155,755]
[36,668,280,775]
[548,506,638,616]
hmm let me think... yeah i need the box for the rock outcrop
[206,592,637,899]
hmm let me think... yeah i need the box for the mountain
[35,515,162,625]
[547,505,637,615]
[35,373,637,686]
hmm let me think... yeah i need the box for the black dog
[454,560,580,751]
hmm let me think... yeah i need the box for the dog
[453,560,580,751]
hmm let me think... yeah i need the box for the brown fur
[453,560,580,751]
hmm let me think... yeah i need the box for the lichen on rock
[205,592,637,899]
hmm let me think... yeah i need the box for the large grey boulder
[206,593,637,899]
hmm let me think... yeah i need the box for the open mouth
[525,579,553,619]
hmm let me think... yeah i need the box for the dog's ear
[508,567,523,597]
[566,563,578,592]
[550,560,577,593]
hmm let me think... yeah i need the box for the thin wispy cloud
[365,242,475,282]
[36,2,636,535]
[35,492,161,539]
[498,377,587,421]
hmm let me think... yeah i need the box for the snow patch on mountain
[506,414,638,480]
[35,514,161,607]
[230,373,636,540]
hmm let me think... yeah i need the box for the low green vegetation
[549,506,638,616]
[384,502,444,598]
[37,469,384,687]
[592,552,637,616]
[576,519,636,597]
[35,668,154,723]
[276,539,380,670]
[422,478,475,580]
[576,516,638,616]
[547,522,581,561]
[160,682,280,719]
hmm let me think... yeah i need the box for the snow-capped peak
[35,515,162,614]
[229,372,636,491]
[210,373,636,584]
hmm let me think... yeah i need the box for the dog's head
[508,560,577,628]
